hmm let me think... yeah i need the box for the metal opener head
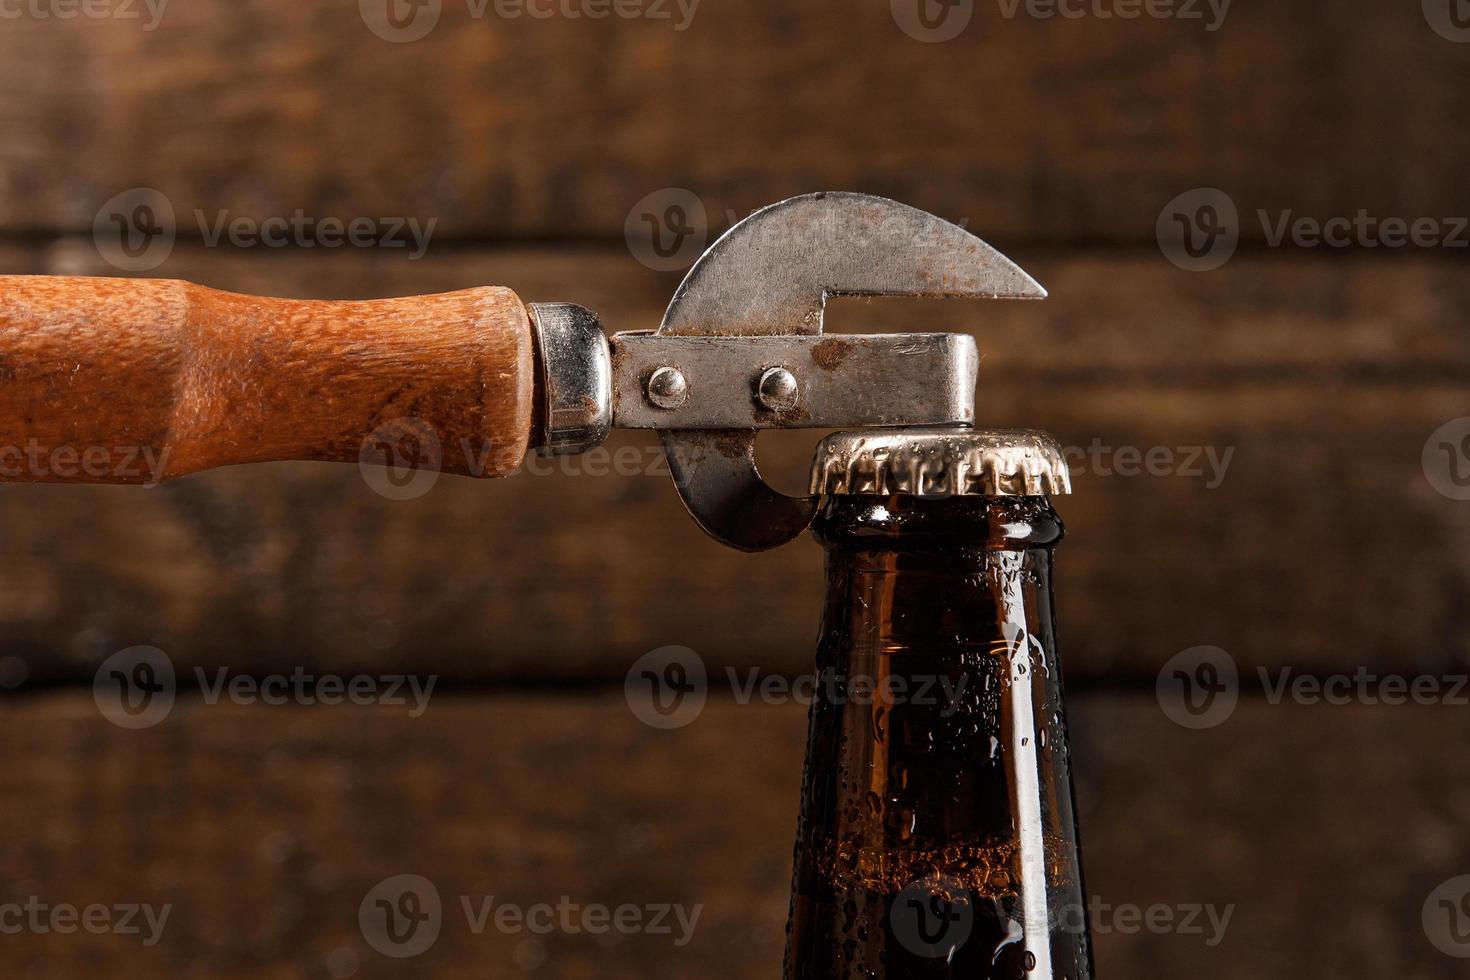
[652,192,1046,551]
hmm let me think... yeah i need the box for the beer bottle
[785,428,1093,979]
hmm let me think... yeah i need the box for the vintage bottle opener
[0,192,1045,547]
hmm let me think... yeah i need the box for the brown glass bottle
[785,430,1093,980]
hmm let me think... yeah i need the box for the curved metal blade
[660,191,1045,338]
[658,192,1045,551]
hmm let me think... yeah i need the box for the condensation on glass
[785,428,1094,980]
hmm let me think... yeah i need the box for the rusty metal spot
[810,338,851,371]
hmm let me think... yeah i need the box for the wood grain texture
[0,1,1464,243]
[0,276,535,482]
[0,244,1464,684]
[0,693,1464,979]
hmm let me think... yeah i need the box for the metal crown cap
[811,428,1073,498]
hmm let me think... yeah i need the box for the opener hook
[656,192,1046,551]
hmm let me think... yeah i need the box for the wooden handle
[0,276,536,484]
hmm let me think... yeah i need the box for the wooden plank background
[0,0,1466,243]
[0,1,1468,977]
[1,695,1468,979]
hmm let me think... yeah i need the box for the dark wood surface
[0,1,1464,243]
[0,693,1465,979]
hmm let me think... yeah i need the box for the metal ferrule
[528,303,613,456]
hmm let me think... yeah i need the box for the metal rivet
[646,367,689,410]
[756,367,800,412]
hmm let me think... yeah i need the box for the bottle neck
[785,492,1089,980]
[812,494,1063,557]
[813,495,1064,656]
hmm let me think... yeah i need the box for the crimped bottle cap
[810,428,1072,497]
